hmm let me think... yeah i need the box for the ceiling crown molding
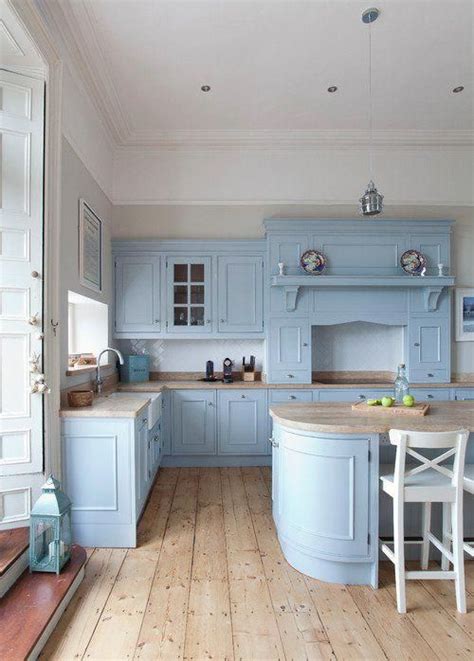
[122,128,474,150]
[35,0,130,145]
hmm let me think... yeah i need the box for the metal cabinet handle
[302,342,308,347]
[208,401,213,406]
[287,374,294,378]
[241,394,246,398]
[427,373,434,378]
[289,395,296,400]
[154,319,160,324]
[427,394,434,399]
[269,437,279,448]
[142,417,147,424]
[220,319,226,323]
[206,319,211,324]
[414,342,420,347]
[358,394,366,399]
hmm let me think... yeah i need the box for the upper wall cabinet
[166,257,211,334]
[115,255,161,334]
[218,255,264,333]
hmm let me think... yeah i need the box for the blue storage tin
[120,355,150,383]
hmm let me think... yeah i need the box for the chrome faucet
[96,347,124,394]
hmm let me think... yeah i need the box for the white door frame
[8,0,63,479]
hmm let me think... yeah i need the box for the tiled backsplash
[312,322,404,371]
[116,339,265,372]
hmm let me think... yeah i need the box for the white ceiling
[40,0,473,147]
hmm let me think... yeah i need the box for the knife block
[242,368,256,382]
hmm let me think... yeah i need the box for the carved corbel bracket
[283,286,300,312]
[423,286,444,312]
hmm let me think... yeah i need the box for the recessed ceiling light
[201,85,211,92]
[327,86,338,93]
[453,86,464,93]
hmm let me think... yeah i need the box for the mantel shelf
[271,275,455,312]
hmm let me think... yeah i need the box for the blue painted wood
[136,417,149,516]
[267,317,312,384]
[217,255,264,333]
[455,389,474,401]
[115,254,160,334]
[272,422,379,586]
[217,389,269,455]
[171,390,216,455]
[319,389,390,403]
[408,316,450,382]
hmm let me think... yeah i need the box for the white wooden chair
[441,465,474,569]
[380,428,469,614]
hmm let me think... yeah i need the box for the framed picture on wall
[79,199,102,292]
[455,288,474,341]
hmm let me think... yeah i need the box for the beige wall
[112,203,474,376]
[60,138,114,389]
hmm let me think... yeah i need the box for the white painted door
[0,70,45,529]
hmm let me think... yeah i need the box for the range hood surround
[271,275,455,313]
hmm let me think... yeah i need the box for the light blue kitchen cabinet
[115,254,161,334]
[319,389,388,403]
[455,389,474,401]
[413,389,451,401]
[136,415,149,517]
[171,390,216,455]
[218,390,269,455]
[218,255,264,333]
[269,390,313,404]
[408,316,450,382]
[150,418,162,471]
[166,256,212,334]
[267,317,312,384]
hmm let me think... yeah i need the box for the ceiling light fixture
[201,85,211,92]
[453,86,464,93]
[359,7,384,217]
[327,86,338,93]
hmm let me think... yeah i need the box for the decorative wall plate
[400,249,427,275]
[300,250,327,275]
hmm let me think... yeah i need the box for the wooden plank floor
[42,467,474,660]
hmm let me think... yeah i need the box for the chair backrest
[389,428,469,490]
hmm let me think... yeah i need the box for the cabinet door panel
[115,255,160,333]
[268,318,311,383]
[277,431,370,558]
[408,317,450,381]
[171,390,216,454]
[218,256,263,333]
[166,257,211,334]
[218,390,268,455]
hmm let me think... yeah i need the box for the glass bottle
[394,363,410,402]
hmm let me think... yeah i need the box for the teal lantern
[29,475,72,574]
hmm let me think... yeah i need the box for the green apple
[367,399,379,406]
[403,394,415,407]
[381,396,394,408]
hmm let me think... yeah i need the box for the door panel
[218,390,268,455]
[218,255,263,333]
[408,316,450,382]
[0,70,44,521]
[166,257,211,334]
[171,390,216,454]
[268,318,311,383]
[115,255,160,333]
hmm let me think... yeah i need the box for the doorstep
[0,545,87,660]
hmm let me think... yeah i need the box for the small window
[68,291,108,369]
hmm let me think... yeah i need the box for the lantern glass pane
[61,511,72,561]
[33,518,56,570]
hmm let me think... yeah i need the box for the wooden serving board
[351,401,430,416]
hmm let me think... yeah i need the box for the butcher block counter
[268,401,474,589]
[269,401,474,434]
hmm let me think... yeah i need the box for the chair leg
[421,502,431,570]
[451,500,466,614]
[393,497,406,613]
[442,502,451,571]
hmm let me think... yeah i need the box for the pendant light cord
[368,17,373,181]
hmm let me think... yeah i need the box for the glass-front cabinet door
[166,257,211,333]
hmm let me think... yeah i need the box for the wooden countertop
[60,394,149,418]
[269,401,474,434]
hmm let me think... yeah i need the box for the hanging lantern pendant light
[359,7,384,216]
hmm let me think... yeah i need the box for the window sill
[65,362,113,377]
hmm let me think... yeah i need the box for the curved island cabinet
[269,401,474,588]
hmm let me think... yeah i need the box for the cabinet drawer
[269,389,313,403]
[319,389,387,403]
[454,389,474,401]
[409,368,450,383]
[270,369,312,384]
[412,389,451,401]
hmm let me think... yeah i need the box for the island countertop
[269,401,474,434]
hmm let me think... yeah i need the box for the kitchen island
[269,401,474,587]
